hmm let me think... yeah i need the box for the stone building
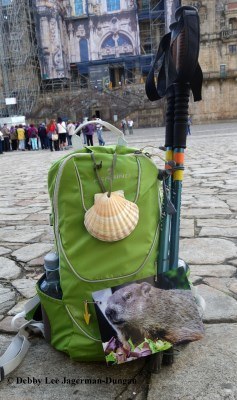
[182,0,237,122]
[0,0,236,125]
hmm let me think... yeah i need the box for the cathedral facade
[34,0,143,87]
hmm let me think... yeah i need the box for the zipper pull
[83,300,102,325]
[84,301,91,325]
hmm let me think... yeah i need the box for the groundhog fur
[105,282,205,346]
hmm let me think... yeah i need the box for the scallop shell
[84,190,139,242]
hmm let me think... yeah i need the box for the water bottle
[40,252,62,299]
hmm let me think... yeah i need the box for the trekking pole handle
[173,83,190,149]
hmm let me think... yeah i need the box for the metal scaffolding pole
[0,0,40,118]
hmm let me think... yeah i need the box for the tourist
[2,124,10,151]
[17,124,26,151]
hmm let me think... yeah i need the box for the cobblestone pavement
[0,121,237,399]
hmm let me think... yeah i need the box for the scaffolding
[138,0,165,57]
[0,0,40,118]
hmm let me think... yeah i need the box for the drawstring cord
[91,152,117,197]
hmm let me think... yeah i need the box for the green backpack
[0,122,162,378]
[39,142,161,361]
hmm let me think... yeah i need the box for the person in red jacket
[46,119,59,151]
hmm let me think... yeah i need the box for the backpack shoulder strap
[0,296,44,382]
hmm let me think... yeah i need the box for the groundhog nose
[105,307,117,322]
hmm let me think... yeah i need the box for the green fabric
[37,145,161,361]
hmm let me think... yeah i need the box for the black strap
[145,6,203,103]
[91,152,117,196]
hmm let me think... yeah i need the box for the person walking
[66,120,75,146]
[84,122,95,146]
[81,117,88,144]
[47,119,59,151]
[127,117,134,135]
[17,124,26,151]
[2,124,10,151]
[28,123,39,150]
[186,115,192,135]
[10,126,18,151]
[121,119,127,135]
[57,117,67,150]
[92,115,105,146]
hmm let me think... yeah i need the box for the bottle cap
[44,252,59,270]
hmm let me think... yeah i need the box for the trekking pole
[168,82,190,269]
[168,6,202,269]
[157,86,176,274]
[145,6,202,273]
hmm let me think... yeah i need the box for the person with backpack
[28,123,39,150]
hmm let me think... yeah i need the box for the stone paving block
[27,256,45,267]
[0,207,44,215]
[0,285,16,314]
[0,257,21,279]
[181,208,231,217]
[180,238,237,264]
[197,284,237,322]
[0,246,11,256]
[190,264,236,278]
[199,227,237,237]
[7,300,29,316]
[26,215,50,223]
[12,243,53,262]
[0,316,26,333]
[196,218,237,227]
[189,196,227,208]
[0,228,44,243]
[202,277,236,297]
[11,278,37,299]
[0,214,29,221]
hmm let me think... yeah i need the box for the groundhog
[105,282,204,346]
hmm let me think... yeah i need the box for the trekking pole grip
[165,86,175,148]
[173,83,190,149]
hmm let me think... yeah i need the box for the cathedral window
[75,0,84,15]
[229,44,237,54]
[107,0,120,12]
